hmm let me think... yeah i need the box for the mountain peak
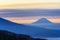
[32,18,52,24]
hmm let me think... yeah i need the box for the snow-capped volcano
[32,18,52,24]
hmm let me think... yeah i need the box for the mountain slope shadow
[0,30,47,40]
[0,30,17,40]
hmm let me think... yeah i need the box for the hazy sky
[0,0,60,24]
[0,9,60,24]
[0,9,60,17]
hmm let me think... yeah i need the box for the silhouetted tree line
[0,30,47,40]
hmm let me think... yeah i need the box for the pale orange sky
[0,3,60,9]
[0,0,60,5]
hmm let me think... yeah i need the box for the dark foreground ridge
[0,30,47,40]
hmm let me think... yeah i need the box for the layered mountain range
[0,18,60,38]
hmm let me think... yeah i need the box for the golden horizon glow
[5,18,60,24]
[4,17,60,24]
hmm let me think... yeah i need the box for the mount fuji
[32,18,52,24]
[30,18,60,30]
[0,18,60,38]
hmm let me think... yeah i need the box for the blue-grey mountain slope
[0,18,60,38]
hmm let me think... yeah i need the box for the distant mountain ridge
[0,18,18,24]
[32,18,52,24]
